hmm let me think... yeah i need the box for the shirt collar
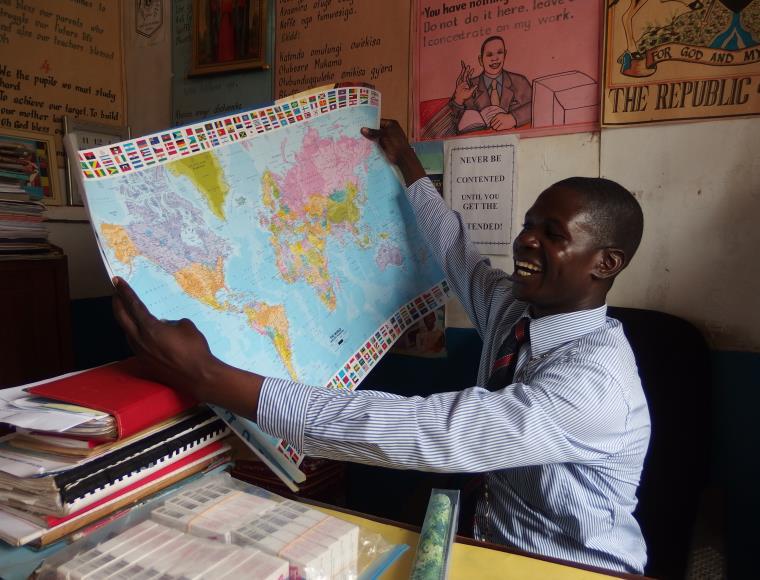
[524,304,608,357]
[484,73,503,91]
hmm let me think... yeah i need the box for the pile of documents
[0,198,54,259]
[0,359,232,548]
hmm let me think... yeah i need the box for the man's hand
[489,112,517,131]
[361,119,426,186]
[112,277,264,418]
[453,60,476,105]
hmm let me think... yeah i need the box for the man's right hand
[453,60,476,105]
[361,119,426,186]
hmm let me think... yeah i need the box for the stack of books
[0,358,232,548]
[0,198,55,259]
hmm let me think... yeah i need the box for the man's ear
[592,248,626,280]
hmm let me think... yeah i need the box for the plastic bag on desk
[36,471,408,580]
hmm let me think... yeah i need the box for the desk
[0,494,642,580]
[314,505,640,579]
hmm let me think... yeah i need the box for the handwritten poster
[603,0,760,125]
[172,0,273,126]
[0,0,125,167]
[275,0,410,129]
[444,134,517,255]
[414,0,603,141]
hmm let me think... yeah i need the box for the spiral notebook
[0,410,229,519]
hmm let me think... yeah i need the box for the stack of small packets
[48,475,360,579]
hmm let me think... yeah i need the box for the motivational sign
[444,134,518,255]
[415,0,603,141]
[275,0,410,129]
[0,0,125,166]
[603,0,760,125]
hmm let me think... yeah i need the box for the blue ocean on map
[82,104,445,389]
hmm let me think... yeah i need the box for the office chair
[607,306,712,579]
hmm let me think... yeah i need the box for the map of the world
[72,87,449,487]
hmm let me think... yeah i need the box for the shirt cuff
[406,175,430,190]
[257,377,313,452]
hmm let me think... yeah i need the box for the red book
[28,358,197,440]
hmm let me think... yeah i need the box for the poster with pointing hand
[414,0,603,141]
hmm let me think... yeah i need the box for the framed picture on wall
[0,128,62,206]
[190,0,267,76]
[63,117,131,206]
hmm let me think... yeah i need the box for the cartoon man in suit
[449,35,532,132]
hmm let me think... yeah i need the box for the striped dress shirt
[258,177,651,573]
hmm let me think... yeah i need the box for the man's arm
[257,360,630,473]
[362,119,513,336]
[112,278,629,475]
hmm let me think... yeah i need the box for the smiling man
[112,120,650,574]
[449,35,533,132]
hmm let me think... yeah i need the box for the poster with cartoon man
[603,0,760,124]
[414,1,603,141]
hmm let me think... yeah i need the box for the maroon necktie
[485,318,530,389]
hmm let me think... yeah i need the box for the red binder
[28,358,197,440]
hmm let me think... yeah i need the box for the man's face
[510,185,605,317]
[479,38,506,77]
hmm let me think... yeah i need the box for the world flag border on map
[273,279,451,467]
[76,87,380,180]
[325,280,450,391]
[263,279,450,468]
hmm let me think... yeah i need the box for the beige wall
[122,0,173,136]
[602,118,760,351]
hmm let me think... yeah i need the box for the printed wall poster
[0,0,125,167]
[414,1,603,141]
[390,306,447,358]
[603,0,760,125]
[0,129,61,205]
[443,134,518,256]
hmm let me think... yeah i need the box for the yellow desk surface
[317,507,618,580]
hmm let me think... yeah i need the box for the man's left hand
[112,276,222,401]
[112,277,264,418]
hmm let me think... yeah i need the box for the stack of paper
[0,360,233,548]
[0,198,55,259]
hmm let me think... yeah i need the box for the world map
[83,103,445,394]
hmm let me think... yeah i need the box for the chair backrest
[608,306,712,579]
